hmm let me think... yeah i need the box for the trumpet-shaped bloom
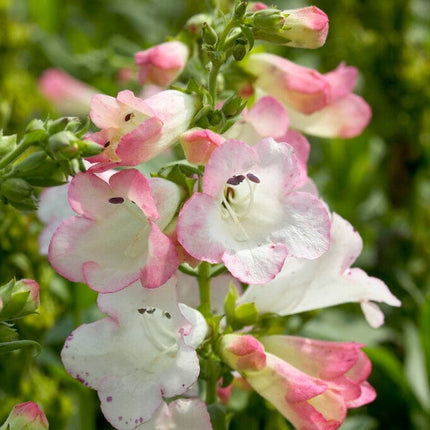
[49,169,180,292]
[138,399,212,430]
[61,279,207,430]
[135,41,189,87]
[86,89,199,169]
[238,213,401,327]
[38,68,97,116]
[220,334,375,430]
[242,54,371,138]
[177,138,330,284]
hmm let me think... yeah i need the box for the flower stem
[198,261,212,317]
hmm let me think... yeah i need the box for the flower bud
[252,6,329,49]
[0,279,40,321]
[233,41,247,61]
[0,401,48,430]
[0,178,33,202]
[0,131,16,157]
[234,1,248,18]
[180,127,225,165]
[201,22,218,46]
[220,334,267,371]
[185,14,213,35]
[47,131,79,160]
[221,94,245,117]
[135,41,189,87]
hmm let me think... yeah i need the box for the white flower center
[137,307,178,359]
[220,173,260,242]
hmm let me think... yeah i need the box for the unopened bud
[77,139,104,157]
[48,131,79,160]
[233,41,247,61]
[0,178,33,202]
[0,401,48,430]
[221,95,245,117]
[185,14,212,35]
[201,22,218,46]
[234,1,248,18]
[0,131,17,156]
[0,279,40,321]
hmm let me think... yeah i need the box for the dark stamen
[108,197,124,204]
[164,312,171,319]
[227,175,245,186]
[146,308,156,314]
[138,308,146,314]
[104,141,110,148]
[124,112,134,122]
[246,173,260,183]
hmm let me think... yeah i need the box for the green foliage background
[0,0,429,428]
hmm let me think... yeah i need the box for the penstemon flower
[238,213,401,327]
[220,334,375,430]
[49,169,180,291]
[61,279,207,429]
[177,137,330,284]
[137,399,212,430]
[135,41,189,87]
[241,53,371,138]
[86,89,199,170]
[27,1,402,428]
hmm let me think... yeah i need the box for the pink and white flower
[0,401,49,430]
[135,41,189,87]
[61,279,207,430]
[38,68,97,116]
[242,54,371,138]
[220,334,376,430]
[238,213,401,327]
[86,89,199,169]
[138,399,212,430]
[49,169,181,292]
[177,138,330,284]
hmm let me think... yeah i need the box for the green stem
[207,18,238,106]
[0,138,33,170]
[206,361,219,404]
[198,261,212,317]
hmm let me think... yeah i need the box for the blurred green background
[0,0,429,428]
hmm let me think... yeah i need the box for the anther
[227,175,245,186]
[124,112,135,122]
[108,197,125,204]
[104,141,111,148]
[146,308,156,314]
[246,173,260,183]
[138,308,146,314]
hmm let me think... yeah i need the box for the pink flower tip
[3,401,49,429]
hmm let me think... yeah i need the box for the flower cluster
[38,2,400,429]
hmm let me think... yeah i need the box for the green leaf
[404,321,430,412]
[0,322,18,342]
[0,339,41,355]
[224,282,239,324]
[233,302,258,329]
